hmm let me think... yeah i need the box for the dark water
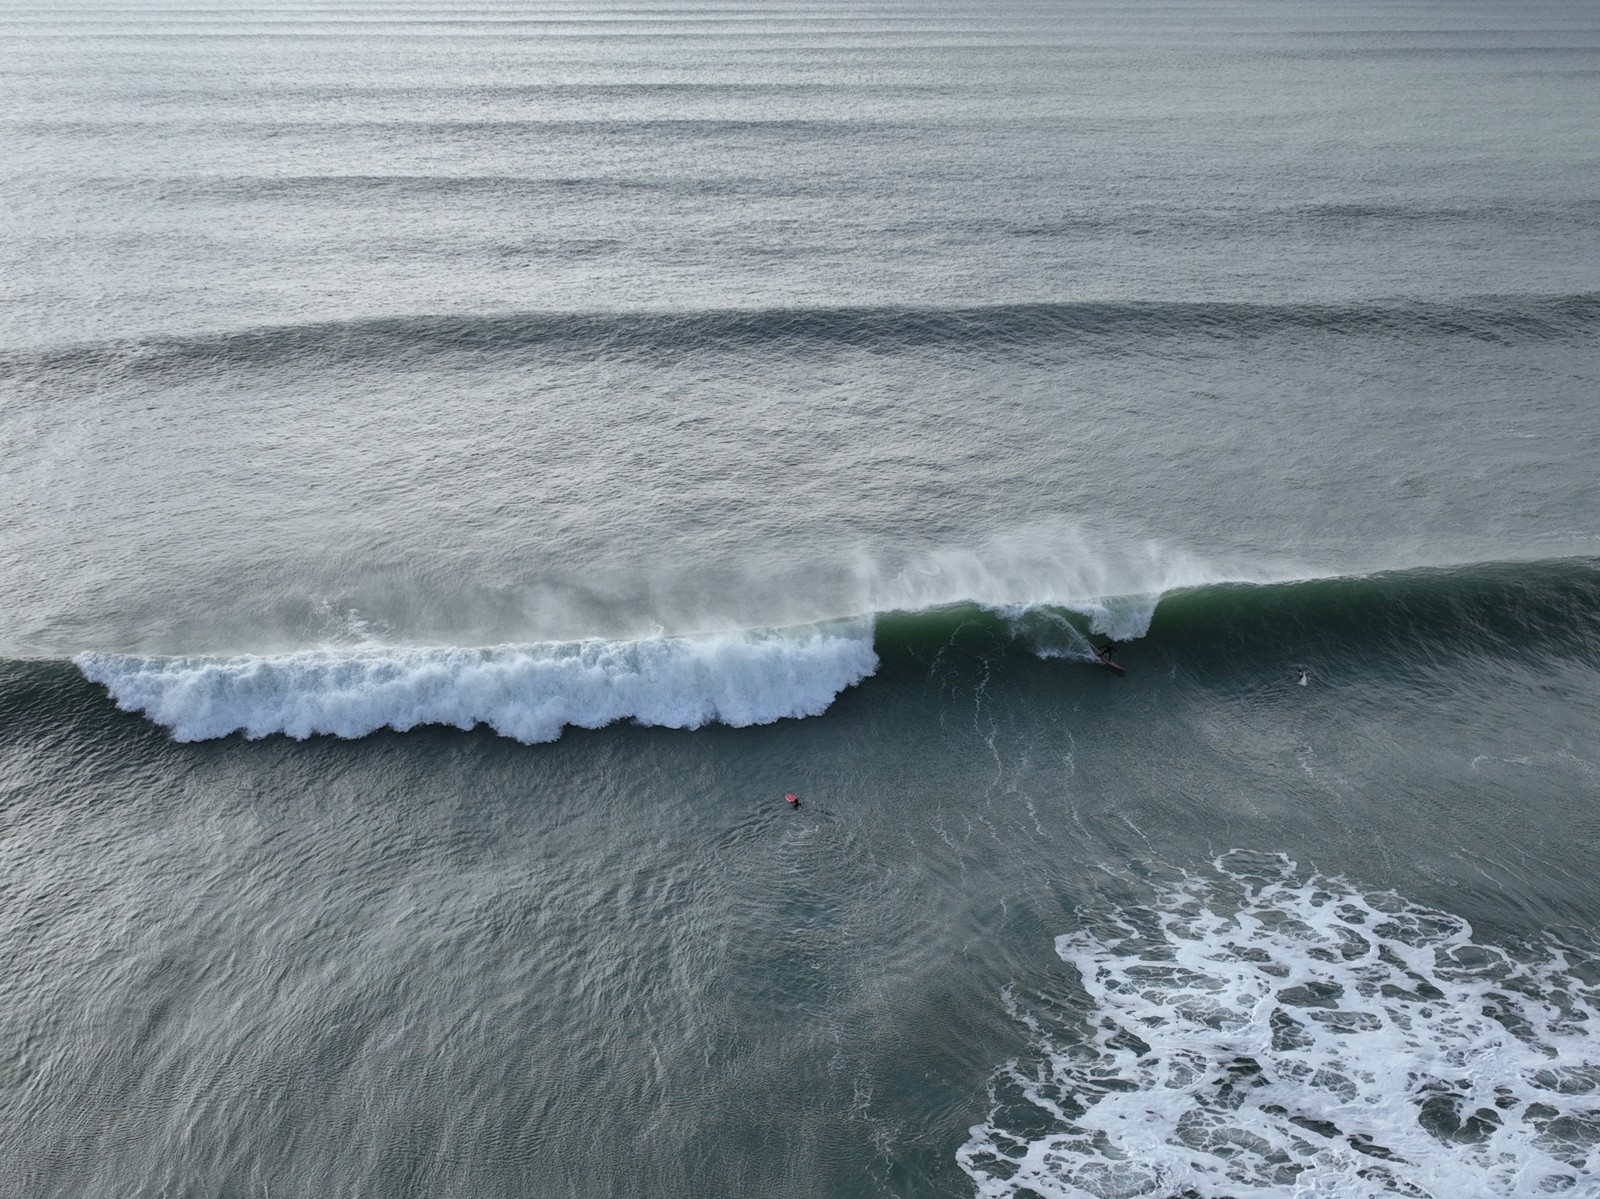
[3,2,1600,1197]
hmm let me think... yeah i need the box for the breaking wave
[66,556,1600,743]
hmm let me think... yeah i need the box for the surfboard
[1096,652,1126,675]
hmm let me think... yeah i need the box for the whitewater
[961,854,1600,1199]
[76,626,881,743]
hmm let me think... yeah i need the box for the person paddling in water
[784,792,802,809]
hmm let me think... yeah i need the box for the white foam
[960,853,1600,1199]
[76,625,877,743]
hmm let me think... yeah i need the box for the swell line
[6,293,1597,379]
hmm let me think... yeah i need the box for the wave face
[76,626,877,744]
[878,556,1600,668]
[960,852,1600,1199]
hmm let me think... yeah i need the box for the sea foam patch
[960,853,1600,1199]
[76,625,877,743]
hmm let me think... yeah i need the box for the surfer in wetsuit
[1096,641,1119,663]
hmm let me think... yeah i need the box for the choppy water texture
[3,1,1599,1197]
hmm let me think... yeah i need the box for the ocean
[3,1,1599,1196]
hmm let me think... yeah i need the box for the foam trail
[961,852,1600,1199]
[77,625,877,743]
[995,606,1101,663]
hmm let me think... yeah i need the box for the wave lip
[75,625,877,744]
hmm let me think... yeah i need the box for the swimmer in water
[1296,669,1309,686]
[785,792,801,808]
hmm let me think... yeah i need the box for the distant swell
[7,293,1598,380]
[76,627,878,744]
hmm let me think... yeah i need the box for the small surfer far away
[1297,669,1309,686]
[1095,641,1126,675]
[784,792,801,809]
